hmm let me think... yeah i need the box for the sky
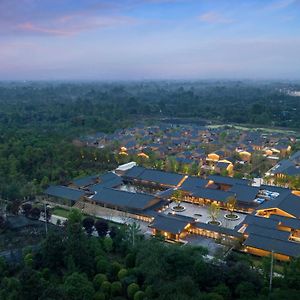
[0,0,300,80]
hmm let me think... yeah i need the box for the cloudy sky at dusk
[1,0,300,80]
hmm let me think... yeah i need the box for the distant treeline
[1,80,300,132]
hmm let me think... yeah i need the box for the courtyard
[164,201,246,229]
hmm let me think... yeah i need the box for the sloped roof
[270,214,300,230]
[45,185,85,201]
[257,193,300,218]
[235,214,278,230]
[229,184,259,203]
[180,176,209,190]
[72,174,100,187]
[208,175,250,186]
[244,234,300,258]
[149,213,194,235]
[91,188,158,211]
[237,212,300,258]
[194,222,242,238]
[124,166,185,186]
[189,187,234,203]
[290,151,300,162]
[260,185,291,194]
[216,161,231,169]
[89,172,123,192]
[244,224,290,241]
[271,159,300,176]
[270,151,300,176]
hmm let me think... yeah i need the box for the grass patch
[52,207,70,218]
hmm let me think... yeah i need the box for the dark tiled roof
[149,213,194,235]
[260,185,291,194]
[270,214,300,230]
[91,188,159,211]
[216,161,231,169]
[236,214,278,230]
[290,151,300,161]
[271,159,300,176]
[270,151,300,176]
[214,150,225,156]
[189,187,234,203]
[244,234,300,258]
[155,188,176,199]
[180,176,209,190]
[208,175,250,186]
[45,186,85,201]
[229,184,259,203]
[194,222,242,238]
[124,166,145,178]
[72,174,99,187]
[257,193,300,218]
[244,224,290,241]
[89,172,123,192]
[124,166,185,186]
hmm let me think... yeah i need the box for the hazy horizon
[1,0,300,80]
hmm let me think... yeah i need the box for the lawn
[51,207,70,218]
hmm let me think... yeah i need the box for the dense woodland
[1,81,300,299]
[1,209,300,300]
[1,80,300,201]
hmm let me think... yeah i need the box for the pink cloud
[198,11,234,24]
[16,15,136,36]
[18,22,73,36]
[0,0,135,36]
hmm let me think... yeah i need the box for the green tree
[134,290,145,300]
[118,268,128,280]
[68,208,83,224]
[127,283,140,299]
[96,258,110,274]
[226,195,237,217]
[93,274,108,290]
[126,222,141,247]
[100,281,111,295]
[103,236,113,253]
[111,281,122,296]
[63,272,94,300]
[19,267,45,300]
[208,202,220,224]
[171,189,184,208]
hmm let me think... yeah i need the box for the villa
[44,164,300,261]
[266,151,300,178]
